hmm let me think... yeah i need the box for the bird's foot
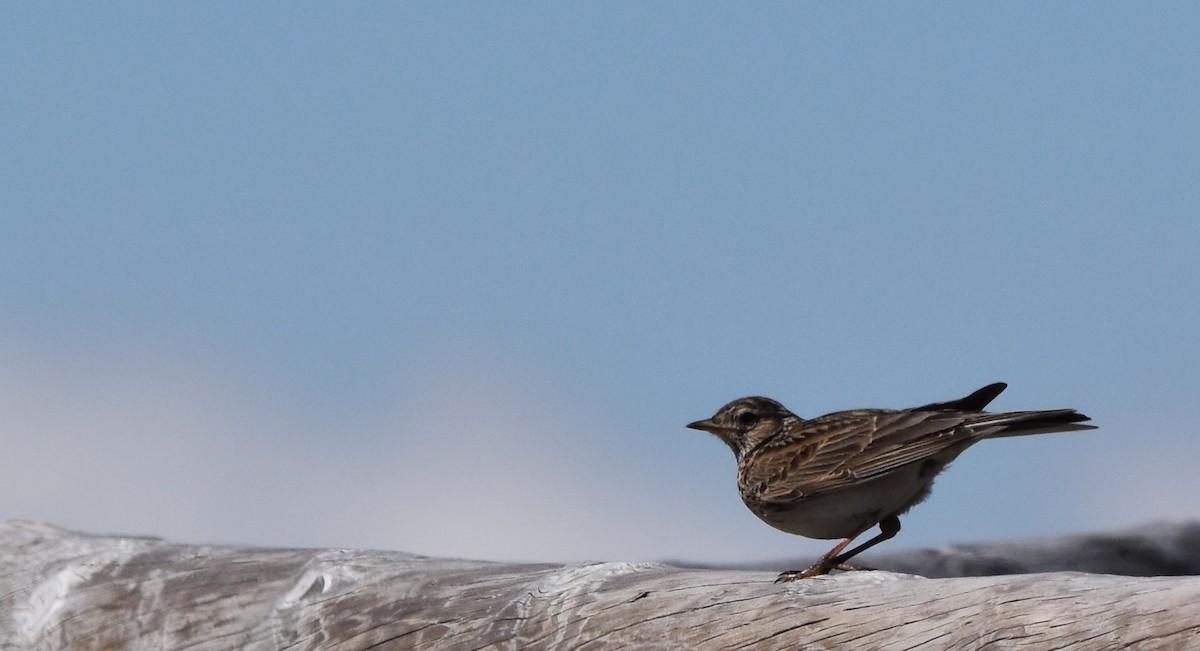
[775,565,829,582]
[775,562,868,582]
[774,570,807,583]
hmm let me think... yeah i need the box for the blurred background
[2,4,1197,565]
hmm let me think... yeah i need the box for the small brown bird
[687,382,1094,581]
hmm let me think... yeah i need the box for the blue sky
[3,4,1198,564]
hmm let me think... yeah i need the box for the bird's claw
[775,562,867,582]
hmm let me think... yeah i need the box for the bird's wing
[742,409,981,501]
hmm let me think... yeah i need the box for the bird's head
[687,396,797,460]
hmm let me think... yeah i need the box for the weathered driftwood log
[2,521,1199,650]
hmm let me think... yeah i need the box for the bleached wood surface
[2,521,1199,650]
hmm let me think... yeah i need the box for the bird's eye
[735,411,761,428]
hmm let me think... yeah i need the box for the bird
[686,382,1094,581]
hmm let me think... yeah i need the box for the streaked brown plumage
[687,382,1095,581]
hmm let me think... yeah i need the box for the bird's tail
[916,382,1008,412]
[973,409,1096,438]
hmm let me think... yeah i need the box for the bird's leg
[830,515,901,567]
[776,535,859,582]
[775,516,901,583]
[776,528,866,582]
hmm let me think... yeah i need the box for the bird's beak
[687,418,717,432]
